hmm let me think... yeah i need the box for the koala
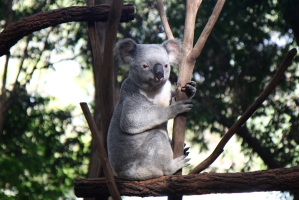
[107,38,196,180]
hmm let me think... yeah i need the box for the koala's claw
[181,81,196,99]
[186,81,196,87]
[184,146,190,156]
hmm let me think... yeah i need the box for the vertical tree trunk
[86,0,122,199]
[85,2,109,200]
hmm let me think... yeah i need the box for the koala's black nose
[153,64,164,81]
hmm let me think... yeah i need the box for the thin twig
[189,48,297,174]
[156,0,174,40]
[189,0,226,61]
[0,53,10,138]
[80,103,121,200]
[13,35,32,87]
[182,0,202,60]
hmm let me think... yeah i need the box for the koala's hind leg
[117,166,164,180]
[163,155,190,176]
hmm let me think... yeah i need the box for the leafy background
[0,0,298,199]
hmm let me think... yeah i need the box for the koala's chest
[139,81,172,107]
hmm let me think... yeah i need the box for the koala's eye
[164,64,168,68]
[142,65,149,69]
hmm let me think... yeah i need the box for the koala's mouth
[154,76,164,82]
[150,77,166,89]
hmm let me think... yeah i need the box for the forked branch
[189,0,226,61]
[171,0,225,172]
[171,0,203,162]
[190,48,297,174]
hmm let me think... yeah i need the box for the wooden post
[80,103,121,200]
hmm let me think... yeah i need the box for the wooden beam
[0,4,134,57]
[74,166,299,197]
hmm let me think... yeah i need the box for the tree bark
[85,0,105,185]
[74,166,299,197]
[85,0,121,199]
[0,4,134,57]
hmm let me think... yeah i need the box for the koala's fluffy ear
[115,38,137,65]
[162,39,182,66]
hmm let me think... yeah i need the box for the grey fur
[107,39,196,180]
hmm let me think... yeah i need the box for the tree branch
[171,0,202,161]
[190,48,297,174]
[13,35,32,87]
[0,53,10,138]
[189,0,226,61]
[169,3,202,199]
[198,95,283,169]
[237,125,282,168]
[0,4,135,57]
[156,0,174,40]
[74,166,299,197]
[80,103,121,200]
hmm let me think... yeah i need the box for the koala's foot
[164,155,190,175]
[182,81,196,99]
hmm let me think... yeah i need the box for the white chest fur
[139,80,172,107]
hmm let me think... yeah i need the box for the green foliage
[0,0,90,199]
[1,0,299,198]
[188,0,299,169]
[1,86,89,199]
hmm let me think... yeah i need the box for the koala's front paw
[182,81,196,99]
[170,97,193,116]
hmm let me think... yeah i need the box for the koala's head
[115,38,181,91]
